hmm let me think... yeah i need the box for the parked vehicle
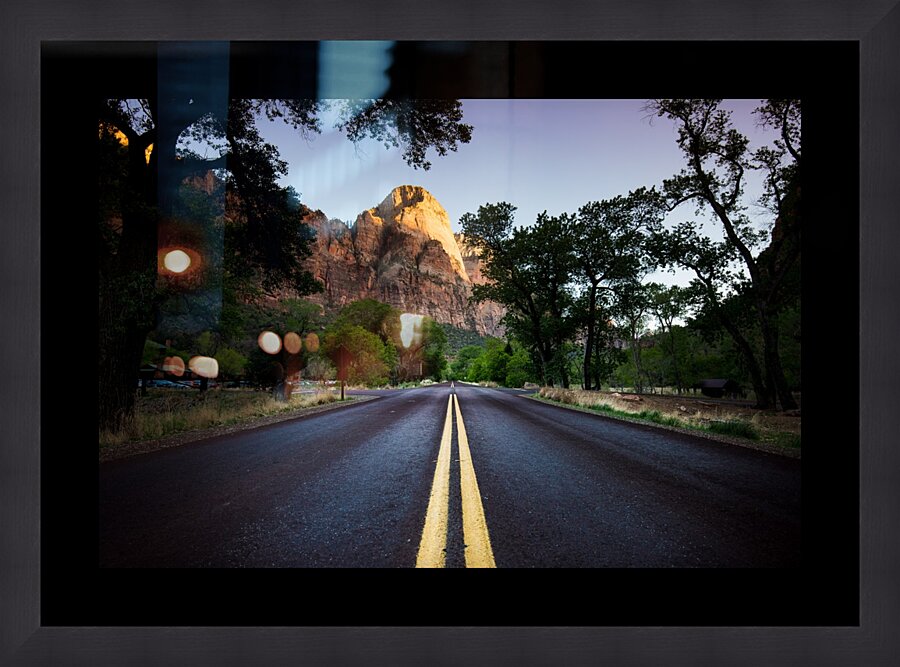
[146,379,190,389]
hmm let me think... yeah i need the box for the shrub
[707,420,758,440]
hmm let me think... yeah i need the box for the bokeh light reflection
[284,332,302,355]
[189,356,219,379]
[258,331,282,355]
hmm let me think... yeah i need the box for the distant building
[696,379,744,399]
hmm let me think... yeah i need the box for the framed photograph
[3,1,897,664]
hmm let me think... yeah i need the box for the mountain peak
[379,184,434,210]
[369,186,467,281]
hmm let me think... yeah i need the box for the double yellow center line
[416,391,496,568]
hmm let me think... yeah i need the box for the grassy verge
[100,389,341,449]
[535,387,800,454]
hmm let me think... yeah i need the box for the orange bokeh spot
[162,356,185,377]
[284,332,302,355]
[305,332,320,353]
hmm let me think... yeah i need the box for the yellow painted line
[415,394,454,568]
[454,393,497,568]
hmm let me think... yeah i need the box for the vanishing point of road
[99,383,801,568]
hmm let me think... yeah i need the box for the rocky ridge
[302,185,505,337]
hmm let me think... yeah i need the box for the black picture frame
[3,0,898,664]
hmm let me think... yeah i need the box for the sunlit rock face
[374,185,469,282]
[302,186,505,337]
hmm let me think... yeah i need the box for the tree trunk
[759,308,798,410]
[98,143,158,433]
[667,325,684,394]
[536,343,551,386]
[98,319,143,433]
[582,283,597,391]
[717,312,771,409]
[560,365,570,389]
[98,282,154,433]
[631,333,643,393]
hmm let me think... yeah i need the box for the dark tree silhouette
[646,99,800,410]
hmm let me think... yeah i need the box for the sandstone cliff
[302,185,505,337]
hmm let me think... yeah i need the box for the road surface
[99,383,801,567]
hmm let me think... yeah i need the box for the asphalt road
[99,383,801,568]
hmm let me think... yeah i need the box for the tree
[613,280,652,393]
[97,47,473,432]
[450,345,485,380]
[646,223,770,402]
[467,355,488,383]
[646,98,800,410]
[215,346,248,380]
[460,204,577,386]
[323,325,390,387]
[646,283,692,393]
[333,299,401,346]
[481,338,512,384]
[422,318,449,381]
[571,189,660,390]
[269,299,323,338]
[584,308,624,390]
[304,354,336,385]
[504,345,535,388]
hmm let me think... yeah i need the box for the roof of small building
[698,378,740,389]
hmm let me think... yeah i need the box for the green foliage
[141,339,167,366]
[269,299,324,334]
[466,356,487,383]
[609,323,748,393]
[707,420,759,440]
[217,298,324,351]
[482,338,510,383]
[304,353,336,383]
[450,345,485,380]
[440,323,486,355]
[333,298,401,345]
[215,346,248,378]
[195,331,218,356]
[422,318,449,380]
[504,346,534,388]
[319,300,452,384]
[776,304,801,390]
[454,338,538,387]
[572,189,662,387]
[323,324,390,386]
[245,347,284,387]
[382,341,400,377]
[335,99,473,171]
